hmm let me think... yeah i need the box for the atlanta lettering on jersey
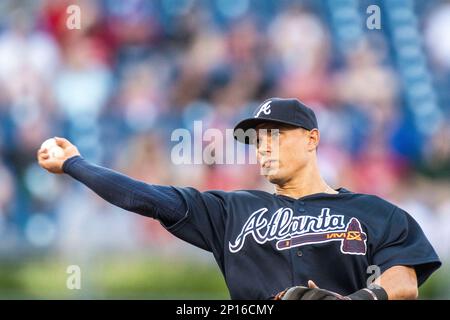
[229,207,366,255]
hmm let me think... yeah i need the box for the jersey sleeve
[62,155,187,226]
[371,207,441,286]
[161,187,228,256]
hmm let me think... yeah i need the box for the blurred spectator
[424,2,450,71]
[269,6,332,104]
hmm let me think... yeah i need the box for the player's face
[255,123,318,185]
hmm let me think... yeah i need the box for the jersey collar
[275,187,351,202]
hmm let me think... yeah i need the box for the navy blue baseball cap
[233,98,318,144]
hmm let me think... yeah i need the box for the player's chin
[261,168,284,184]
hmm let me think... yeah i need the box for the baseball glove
[274,286,350,300]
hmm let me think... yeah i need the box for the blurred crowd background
[0,0,449,298]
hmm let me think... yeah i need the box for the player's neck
[274,163,337,199]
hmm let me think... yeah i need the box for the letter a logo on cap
[255,101,271,118]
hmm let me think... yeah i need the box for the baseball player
[37,98,441,300]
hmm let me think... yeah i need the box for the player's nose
[257,144,272,158]
[257,134,273,153]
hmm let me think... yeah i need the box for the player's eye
[271,130,280,137]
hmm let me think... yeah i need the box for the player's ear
[307,129,320,151]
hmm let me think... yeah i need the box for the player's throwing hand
[37,137,80,174]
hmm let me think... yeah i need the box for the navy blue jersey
[166,187,441,299]
[62,156,441,300]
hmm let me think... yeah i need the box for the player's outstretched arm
[37,137,186,226]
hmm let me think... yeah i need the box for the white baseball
[40,138,65,158]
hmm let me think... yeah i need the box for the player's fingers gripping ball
[40,138,65,159]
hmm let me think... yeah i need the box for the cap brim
[233,118,303,144]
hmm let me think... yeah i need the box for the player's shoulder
[205,189,275,201]
[197,189,277,208]
[340,188,395,205]
[173,186,275,203]
[339,188,400,217]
